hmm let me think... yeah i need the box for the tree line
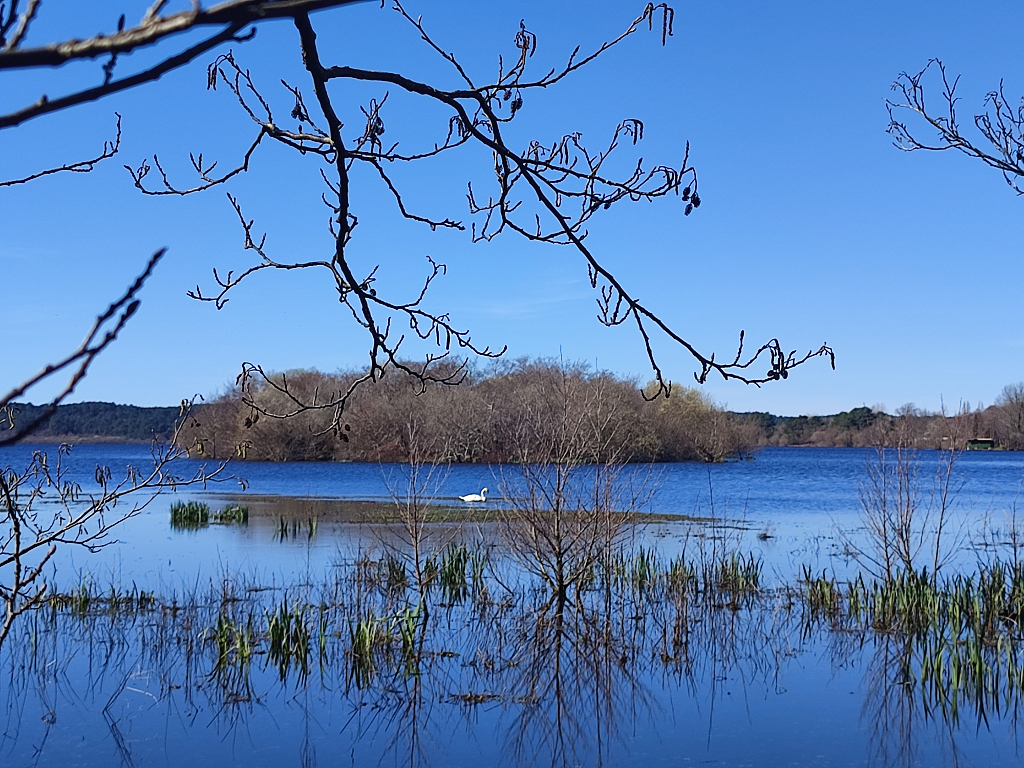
[181,360,761,464]
[9,375,1024,459]
[747,384,1024,451]
[1,402,182,443]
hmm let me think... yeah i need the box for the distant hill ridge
[2,402,181,443]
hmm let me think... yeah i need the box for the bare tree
[498,364,650,606]
[848,405,967,584]
[888,58,1024,194]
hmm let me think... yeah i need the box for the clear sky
[2,0,1023,416]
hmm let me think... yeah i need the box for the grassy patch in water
[170,501,249,529]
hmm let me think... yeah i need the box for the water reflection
[6,542,1024,767]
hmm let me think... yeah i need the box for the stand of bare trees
[748,392,1024,451]
[181,359,760,463]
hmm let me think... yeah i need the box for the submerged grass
[46,577,157,617]
[275,516,318,541]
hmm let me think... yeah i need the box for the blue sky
[2,0,1023,416]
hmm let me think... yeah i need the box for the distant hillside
[2,402,181,443]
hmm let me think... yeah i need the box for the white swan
[459,487,488,503]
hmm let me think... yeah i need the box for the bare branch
[888,58,1024,194]
[0,0,363,69]
[0,249,165,448]
[0,114,121,187]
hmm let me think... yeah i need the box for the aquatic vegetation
[170,500,210,528]
[9,541,1024,767]
[205,607,256,677]
[170,501,249,529]
[665,554,697,599]
[710,551,763,598]
[380,554,409,594]
[348,611,388,690]
[801,567,842,619]
[275,515,318,541]
[46,577,157,617]
[212,504,249,524]
[436,544,471,603]
[266,594,312,682]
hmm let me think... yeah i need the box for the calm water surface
[3,444,1022,585]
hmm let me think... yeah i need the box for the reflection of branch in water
[862,636,925,768]
[8,546,1024,765]
[103,671,139,768]
[499,596,650,768]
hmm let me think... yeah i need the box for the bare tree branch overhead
[0,250,166,449]
[2,0,832,446]
[888,59,1024,194]
[0,0,365,128]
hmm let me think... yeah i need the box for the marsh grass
[266,595,312,682]
[13,538,1024,755]
[170,501,249,529]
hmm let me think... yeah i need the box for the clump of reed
[170,501,249,529]
[665,555,697,599]
[379,554,409,594]
[436,544,472,604]
[265,595,312,682]
[802,567,843,620]
[710,552,763,599]
[170,501,210,528]
[599,546,661,593]
[205,607,256,674]
[349,611,387,690]
[347,603,422,690]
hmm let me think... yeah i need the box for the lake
[1,444,1023,766]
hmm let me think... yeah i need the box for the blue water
[2,444,1023,587]
[6,443,1022,514]
[3,445,1024,767]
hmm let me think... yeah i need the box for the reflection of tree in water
[498,598,642,767]
[4,553,1024,766]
